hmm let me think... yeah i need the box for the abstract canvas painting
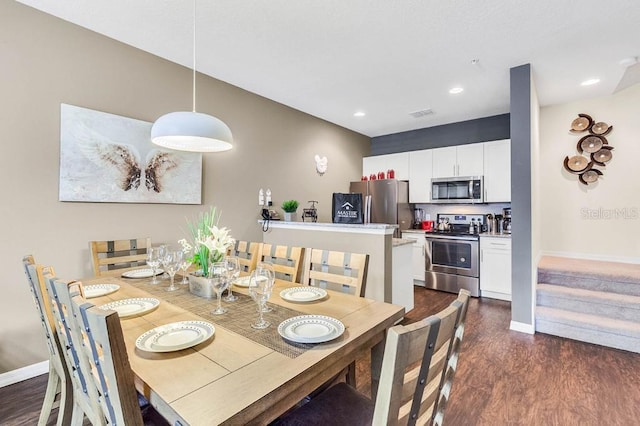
[59,104,202,204]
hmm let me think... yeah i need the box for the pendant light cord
[192,0,197,113]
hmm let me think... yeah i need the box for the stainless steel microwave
[431,176,484,204]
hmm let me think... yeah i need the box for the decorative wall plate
[564,155,590,173]
[578,135,605,153]
[579,169,602,185]
[591,147,613,165]
[590,122,612,135]
[570,114,593,132]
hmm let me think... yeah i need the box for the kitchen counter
[260,220,397,235]
[480,232,512,239]
[392,238,414,247]
[401,229,427,234]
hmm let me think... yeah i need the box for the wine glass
[179,250,192,285]
[146,247,161,285]
[165,251,182,292]
[248,269,274,329]
[223,257,240,302]
[256,262,275,313]
[209,262,230,315]
[157,244,169,279]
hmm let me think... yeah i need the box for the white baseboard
[0,361,49,388]
[510,320,535,334]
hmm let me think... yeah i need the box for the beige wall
[539,83,640,263]
[0,2,369,373]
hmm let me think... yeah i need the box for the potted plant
[281,200,299,222]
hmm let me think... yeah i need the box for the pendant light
[151,0,233,152]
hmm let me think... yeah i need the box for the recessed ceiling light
[581,78,600,86]
[353,111,366,117]
[449,87,464,94]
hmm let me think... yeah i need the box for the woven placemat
[123,276,313,358]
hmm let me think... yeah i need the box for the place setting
[135,320,216,353]
[83,283,120,298]
[98,297,160,318]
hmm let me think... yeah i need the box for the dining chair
[70,294,149,426]
[89,237,151,276]
[275,289,471,426]
[228,240,260,274]
[45,275,105,425]
[259,243,304,282]
[22,256,73,426]
[301,248,369,297]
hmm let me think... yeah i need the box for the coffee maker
[502,207,512,234]
[413,208,424,229]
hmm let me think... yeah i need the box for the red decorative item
[377,171,385,180]
[387,169,395,179]
[370,173,377,180]
[361,175,368,181]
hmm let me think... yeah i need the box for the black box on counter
[332,193,363,224]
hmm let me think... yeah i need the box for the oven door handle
[425,235,478,242]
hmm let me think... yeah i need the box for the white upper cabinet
[408,149,433,202]
[362,152,410,180]
[483,139,511,202]
[432,144,483,178]
[456,144,484,176]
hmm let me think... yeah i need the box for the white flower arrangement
[181,206,234,277]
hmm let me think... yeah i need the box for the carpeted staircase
[536,256,640,353]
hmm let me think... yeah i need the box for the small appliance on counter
[503,207,512,234]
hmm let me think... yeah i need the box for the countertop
[392,238,414,247]
[403,229,512,239]
[259,220,397,235]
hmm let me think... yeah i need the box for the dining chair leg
[38,366,58,425]
[57,373,74,426]
[346,361,356,387]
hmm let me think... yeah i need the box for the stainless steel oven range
[424,214,484,297]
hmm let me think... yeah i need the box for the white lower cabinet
[480,236,511,301]
[402,232,426,285]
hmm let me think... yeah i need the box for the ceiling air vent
[409,109,434,118]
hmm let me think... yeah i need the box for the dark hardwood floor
[2,287,640,425]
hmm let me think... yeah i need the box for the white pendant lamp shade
[151,0,233,153]
[151,111,233,152]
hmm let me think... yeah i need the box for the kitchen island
[261,221,413,311]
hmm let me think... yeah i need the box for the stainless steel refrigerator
[349,179,412,237]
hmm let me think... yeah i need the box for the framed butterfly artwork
[59,104,202,204]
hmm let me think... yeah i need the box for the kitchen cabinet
[408,149,433,202]
[362,152,409,180]
[432,144,484,178]
[483,139,511,202]
[480,236,511,301]
[402,232,426,285]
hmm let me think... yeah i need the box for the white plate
[121,268,164,279]
[84,284,120,299]
[280,287,327,303]
[233,276,252,288]
[98,298,160,318]
[278,315,345,344]
[135,321,215,353]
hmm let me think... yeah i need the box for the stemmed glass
[146,247,161,285]
[209,262,230,315]
[165,251,182,292]
[179,251,192,285]
[223,257,240,302]
[256,262,275,313]
[248,268,274,329]
[157,244,169,279]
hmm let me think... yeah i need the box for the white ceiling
[16,0,640,137]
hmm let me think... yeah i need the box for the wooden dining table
[82,272,405,425]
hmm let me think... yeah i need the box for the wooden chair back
[259,243,304,282]
[229,240,260,274]
[21,256,73,425]
[45,275,104,425]
[71,295,144,426]
[90,237,151,276]
[301,249,369,297]
[373,289,470,425]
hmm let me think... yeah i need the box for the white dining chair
[22,256,73,426]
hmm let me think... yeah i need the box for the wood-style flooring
[2,287,639,425]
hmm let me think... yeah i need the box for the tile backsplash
[414,203,511,222]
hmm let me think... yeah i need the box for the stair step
[535,306,640,353]
[538,256,640,296]
[537,283,640,322]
